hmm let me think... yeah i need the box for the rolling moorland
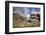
[13,13,40,28]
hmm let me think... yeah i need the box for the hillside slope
[13,14,40,28]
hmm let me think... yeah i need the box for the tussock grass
[13,14,40,28]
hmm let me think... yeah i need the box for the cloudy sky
[13,7,40,14]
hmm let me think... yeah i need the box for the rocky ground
[13,14,40,28]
